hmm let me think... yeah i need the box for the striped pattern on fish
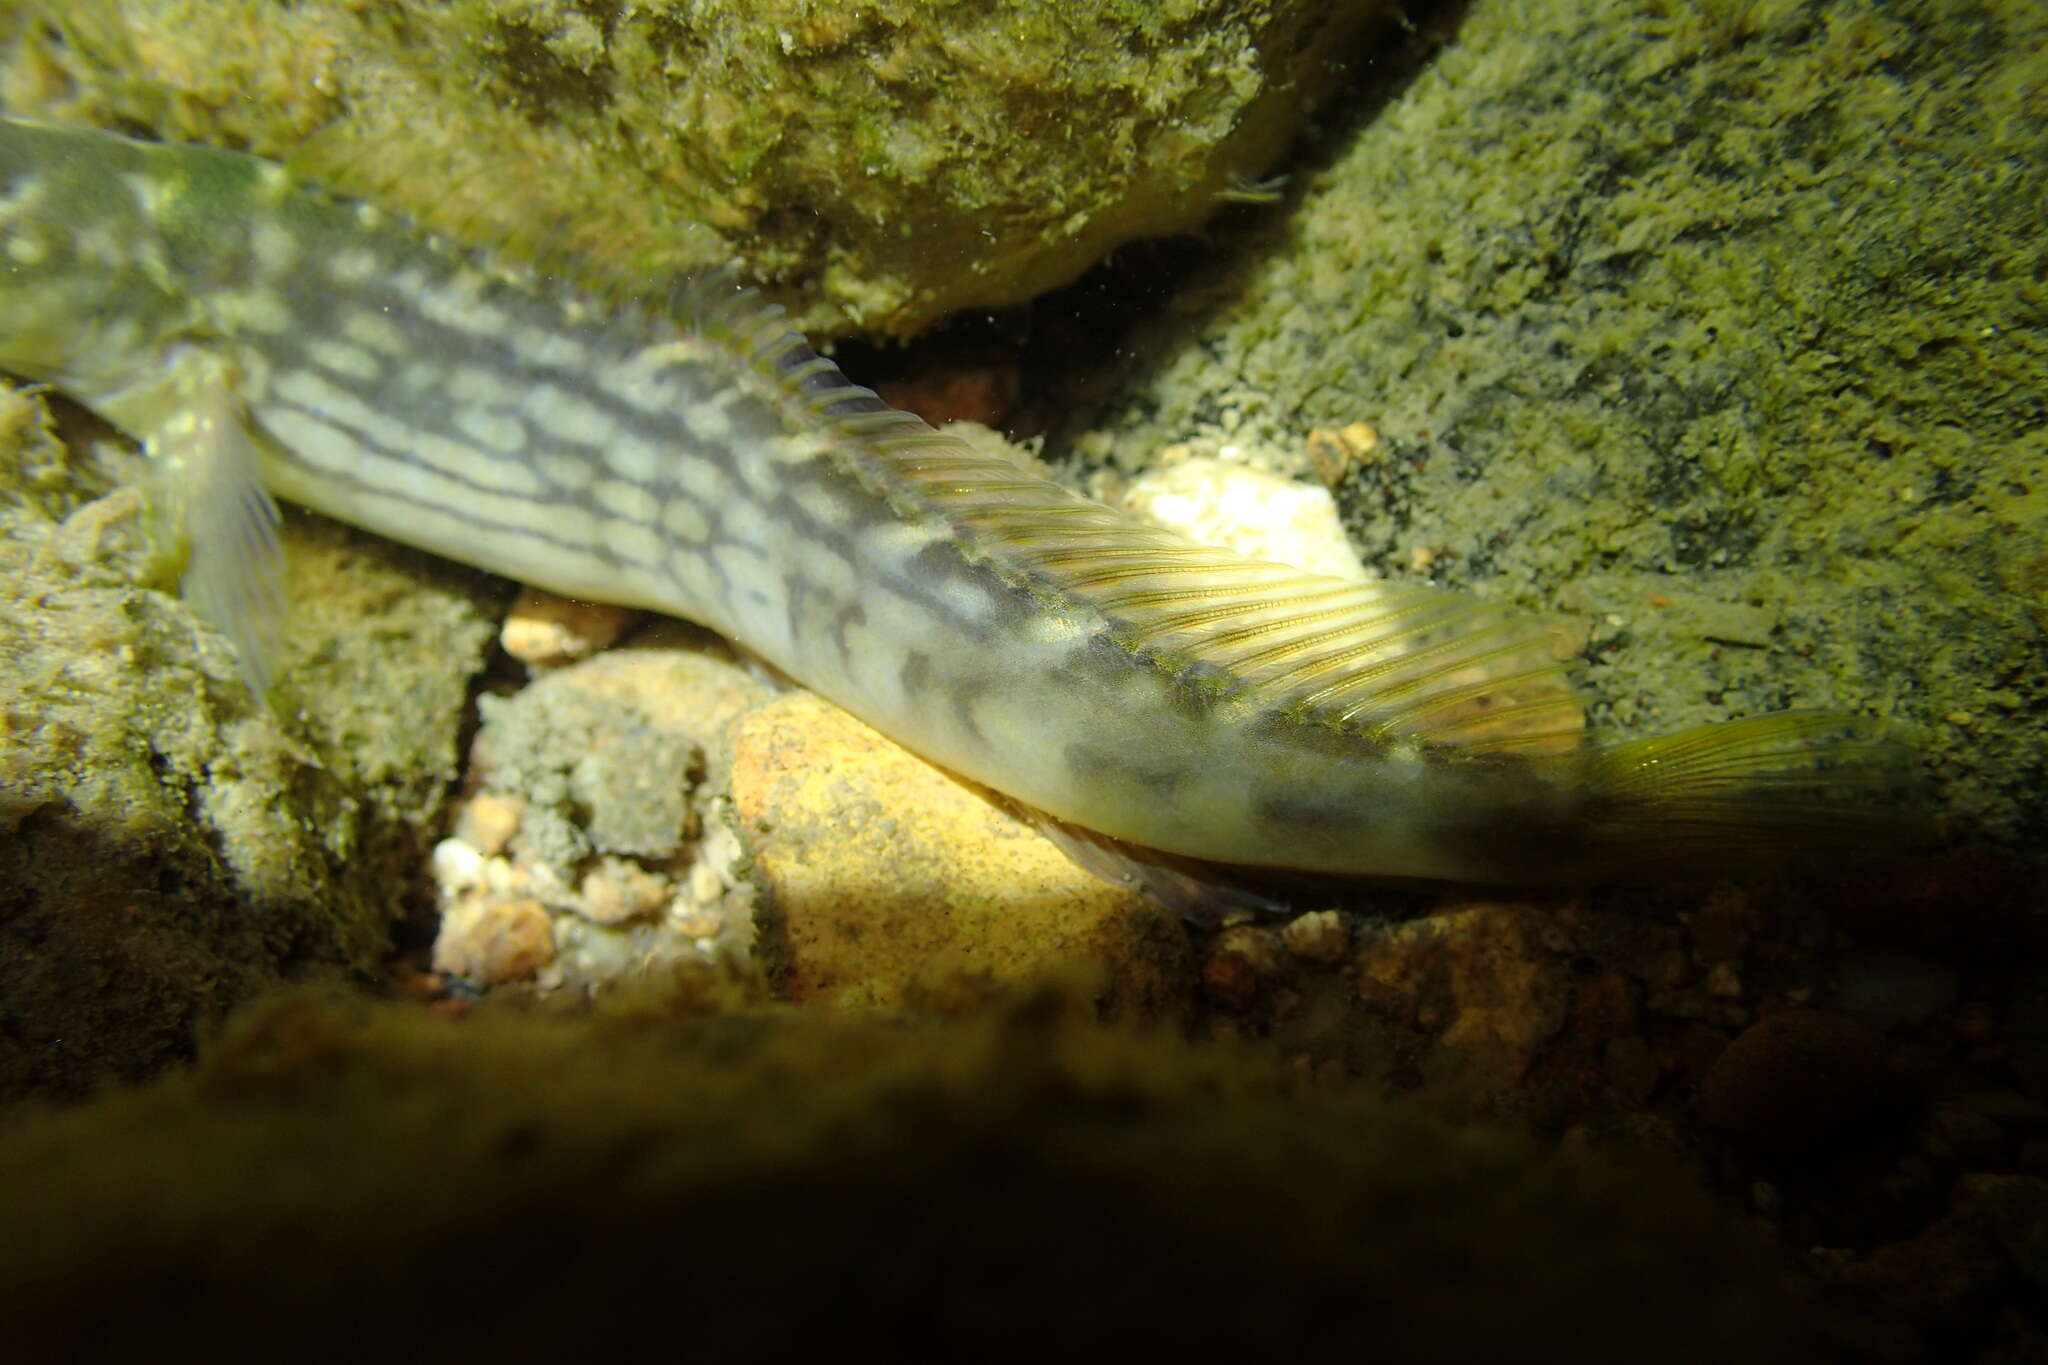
[0,116,1922,889]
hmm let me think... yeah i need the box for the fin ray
[1579,712,1929,857]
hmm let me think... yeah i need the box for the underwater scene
[0,0,2043,1358]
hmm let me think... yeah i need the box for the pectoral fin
[101,344,286,697]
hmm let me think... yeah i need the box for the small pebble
[1202,926,1281,1011]
[500,587,635,665]
[1304,419,1380,486]
[432,898,557,985]
[577,857,671,926]
[429,837,486,893]
[456,792,523,857]
[1280,909,1350,965]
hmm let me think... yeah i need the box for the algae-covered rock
[1073,0,2048,843]
[429,632,772,993]
[4,0,1388,338]
[0,385,505,1102]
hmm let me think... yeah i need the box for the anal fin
[1026,807,1299,924]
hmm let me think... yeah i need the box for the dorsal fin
[695,283,1587,758]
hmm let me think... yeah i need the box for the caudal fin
[1579,711,1930,870]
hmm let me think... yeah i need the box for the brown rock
[729,693,1191,1019]
[1202,927,1281,1012]
[432,899,556,986]
[1698,1008,1894,1154]
[1353,901,1575,1088]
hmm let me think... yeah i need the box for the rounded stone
[1698,1009,1895,1155]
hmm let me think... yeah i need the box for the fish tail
[1575,711,1931,871]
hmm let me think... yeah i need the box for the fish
[0,115,1924,893]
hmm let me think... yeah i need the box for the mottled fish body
[0,117,1919,886]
